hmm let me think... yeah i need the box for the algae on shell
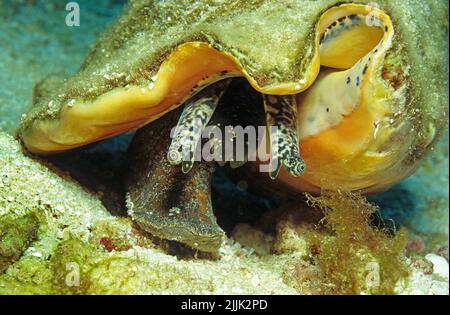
[20,0,448,163]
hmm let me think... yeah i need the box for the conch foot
[125,108,224,253]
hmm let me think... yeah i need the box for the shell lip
[22,3,394,160]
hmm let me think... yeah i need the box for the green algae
[0,256,54,294]
[50,235,107,294]
[0,211,40,273]
[306,191,409,295]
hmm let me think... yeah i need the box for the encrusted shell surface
[19,0,448,192]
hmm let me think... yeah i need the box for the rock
[0,212,39,273]
[425,254,449,279]
[0,132,296,294]
[231,224,274,256]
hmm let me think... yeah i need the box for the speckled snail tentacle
[263,94,306,179]
[168,79,231,174]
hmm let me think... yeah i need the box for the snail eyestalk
[263,94,306,180]
[168,79,231,174]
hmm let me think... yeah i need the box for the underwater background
[0,0,448,294]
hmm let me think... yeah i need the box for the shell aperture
[168,82,307,180]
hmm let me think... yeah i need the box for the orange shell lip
[22,43,243,154]
[21,3,411,193]
[21,4,393,155]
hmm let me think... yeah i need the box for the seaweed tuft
[305,191,409,295]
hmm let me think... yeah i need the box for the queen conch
[18,0,449,251]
